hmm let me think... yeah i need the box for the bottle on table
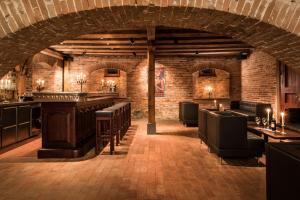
[270,114,276,132]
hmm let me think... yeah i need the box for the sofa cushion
[287,108,300,123]
[247,132,264,151]
[286,123,300,132]
[240,102,256,113]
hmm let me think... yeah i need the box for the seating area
[198,109,264,159]
[95,102,131,155]
[179,101,199,126]
[229,101,272,121]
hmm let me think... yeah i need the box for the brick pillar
[147,42,156,134]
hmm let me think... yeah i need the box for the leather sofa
[198,108,218,144]
[286,108,300,132]
[229,101,272,121]
[266,142,300,200]
[206,111,264,158]
[179,101,199,126]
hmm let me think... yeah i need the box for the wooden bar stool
[95,110,114,155]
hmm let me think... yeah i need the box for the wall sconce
[36,79,45,92]
[76,73,87,93]
[205,86,213,99]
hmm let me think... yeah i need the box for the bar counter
[37,95,114,158]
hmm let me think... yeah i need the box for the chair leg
[220,157,223,165]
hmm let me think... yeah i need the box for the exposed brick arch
[87,62,133,74]
[1,2,300,76]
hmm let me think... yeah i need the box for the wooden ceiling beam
[78,33,147,39]
[60,49,146,53]
[40,48,64,60]
[61,39,147,44]
[51,43,250,50]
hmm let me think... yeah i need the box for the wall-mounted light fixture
[36,79,45,92]
[76,73,87,93]
[205,86,213,99]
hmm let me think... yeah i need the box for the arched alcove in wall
[192,68,230,99]
[86,68,127,98]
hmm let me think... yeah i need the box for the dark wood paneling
[280,63,300,110]
[17,122,30,141]
[2,107,16,127]
[38,98,113,158]
[0,102,39,149]
[42,105,75,148]
[2,126,17,147]
[17,105,31,123]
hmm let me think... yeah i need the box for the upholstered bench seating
[229,101,272,121]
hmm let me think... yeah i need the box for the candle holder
[205,86,213,99]
[266,108,271,129]
[36,79,45,92]
[0,78,16,102]
[76,73,87,93]
[280,112,286,134]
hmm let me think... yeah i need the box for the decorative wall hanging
[155,67,165,97]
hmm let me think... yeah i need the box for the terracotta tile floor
[0,119,266,200]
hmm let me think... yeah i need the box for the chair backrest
[287,108,300,123]
[207,112,247,149]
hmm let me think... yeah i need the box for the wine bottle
[270,115,276,132]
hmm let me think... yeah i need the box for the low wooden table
[248,124,300,142]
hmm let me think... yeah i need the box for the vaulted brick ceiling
[0,1,300,76]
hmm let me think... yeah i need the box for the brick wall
[13,54,242,120]
[30,53,63,92]
[128,57,241,119]
[64,57,138,96]
[193,69,230,99]
[241,50,278,116]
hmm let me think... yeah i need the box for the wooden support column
[147,26,156,134]
[147,42,156,134]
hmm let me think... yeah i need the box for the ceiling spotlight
[132,52,137,56]
[130,38,135,44]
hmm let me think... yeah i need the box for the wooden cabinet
[0,102,39,148]
[280,62,300,110]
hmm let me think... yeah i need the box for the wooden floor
[0,119,266,200]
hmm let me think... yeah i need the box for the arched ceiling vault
[0,1,300,76]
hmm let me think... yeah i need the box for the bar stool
[95,110,115,155]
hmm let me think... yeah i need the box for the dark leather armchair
[206,111,264,158]
[229,101,272,121]
[286,108,300,132]
[179,101,199,126]
[198,108,217,144]
[266,142,300,200]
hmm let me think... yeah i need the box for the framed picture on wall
[155,67,165,97]
[104,68,120,77]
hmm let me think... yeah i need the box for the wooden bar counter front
[37,94,114,159]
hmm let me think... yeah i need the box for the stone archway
[0,2,300,76]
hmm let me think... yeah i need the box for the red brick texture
[128,57,241,119]
[0,1,300,77]
[241,50,278,116]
